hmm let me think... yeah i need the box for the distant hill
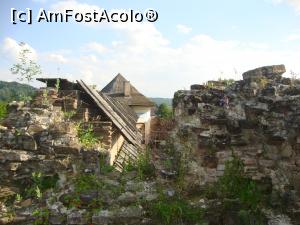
[0,81,36,102]
[150,98,173,107]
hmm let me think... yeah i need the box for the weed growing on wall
[150,195,204,225]
[123,147,155,180]
[24,172,59,199]
[75,122,100,149]
[33,208,49,225]
[63,110,76,121]
[206,154,267,224]
[0,101,7,121]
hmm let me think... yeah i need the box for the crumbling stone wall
[0,88,108,203]
[173,65,300,195]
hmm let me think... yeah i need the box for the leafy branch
[10,42,42,83]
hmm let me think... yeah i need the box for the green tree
[10,42,42,83]
[157,103,173,119]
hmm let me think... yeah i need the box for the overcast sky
[1,0,300,97]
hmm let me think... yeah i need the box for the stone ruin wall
[172,65,300,194]
[0,88,113,200]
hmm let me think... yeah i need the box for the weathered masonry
[173,65,300,194]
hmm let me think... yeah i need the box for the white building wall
[131,106,152,144]
[131,106,151,123]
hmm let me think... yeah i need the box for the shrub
[25,172,59,199]
[257,77,269,89]
[218,155,262,210]
[63,110,76,121]
[217,78,235,87]
[33,208,49,225]
[74,174,101,193]
[136,148,156,180]
[76,122,100,148]
[123,148,155,180]
[151,196,204,225]
[0,101,7,121]
[42,87,50,106]
[19,94,32,103]
[99,154,115,174]
[207,154,267,224]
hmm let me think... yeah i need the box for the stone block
[258,159,275,168]
[117,192,138,205]
[22,135,37,151]
[242,64,286,80]
[243,158,257,166]
[8,162,22,171]
[49,213,66,225]
[280,143,293,158]
[216,164,225,171]
[0,149,34,162]
[67,211,88,225]
[92,210,114,225]
[191,84,206,91]
[115,206,143,223]
[53,146,81,155]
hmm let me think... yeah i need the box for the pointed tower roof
[101,73,155,107]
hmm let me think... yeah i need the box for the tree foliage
[10,42,42,82]
[157,103,173,119]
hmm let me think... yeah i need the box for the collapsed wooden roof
[37,78,142,147]
[101,74,155,107]
[77,80,142,147]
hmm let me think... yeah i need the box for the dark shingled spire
[101,73,155,107]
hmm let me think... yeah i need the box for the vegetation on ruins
[75,122,100,149]
[123,147,156,180]
[150,195,204,225]
[257,77,269,89]
[204,154,267,224]
[217,77,235,87]
[74,174,101,193]
[32,208,49,225]
[10,42,42,83]
[24,172,59,200]
[55,78,60,92]
[0,101,7,121]
[290,70,300,86]
[41,87,50,106]
[99,154,115,174]
[63,110,76,121]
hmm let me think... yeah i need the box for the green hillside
[150,97,172,107]
[0,81,36,102]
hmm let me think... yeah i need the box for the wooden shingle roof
[101,74,155,107]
